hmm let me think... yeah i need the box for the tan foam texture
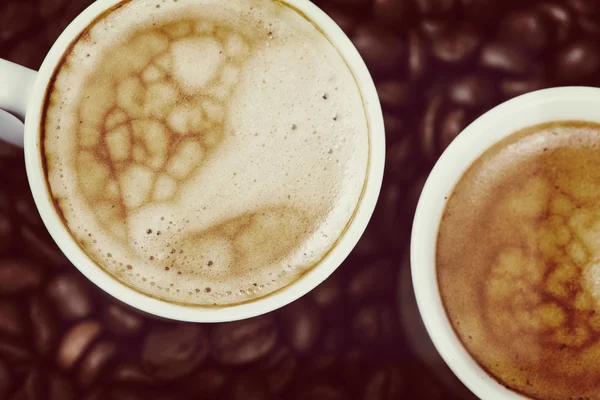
[43,0,369,306]
[437,121,600,399]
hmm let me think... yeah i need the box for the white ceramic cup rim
[411,86,600,400]
[23,0,385,322]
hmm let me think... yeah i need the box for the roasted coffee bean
[420,93,443,160]
[20,226,69,268]
[553,41,600,82]
[212,315,278,365]
[414,0,455,15]
[12,191,43,229]
[373,0,412,26]
[353,24,405,74]
[499,9,549,52]
[500,76,548,98]
[538,2,573,44]
[448,75,495,107]
[480,42,531,75]
[184,368,228,399]
[47,273,94,321]
[420,19,450,39]
[81,388,105,400]
[373,182,404,248]
[297,384,348,400]
[578,16,600,38]
[0,301,24,336]
[354,221,384,256]
[38,0,68,18]
[362,364,405,400]
[57,320,102,369]
[79,341,117,388]
[142,325,208,380]
[29,296,58,356]
[567,0,599,14]
[430,23,481,64]
[0,359,10,399]
[48,373,74,400]
[385,133,418,182]
[458,0,499,22]
[11,368,44,400]
[103,304,144,337]
[405,174,428,217]
[383,112,404,141]
[311,271,343,308]
[377,80,413,108]
[0,0,34,42]
[348,259,394,301]
[0,211,12,254]
[341,348,367,388]
[320,6,357,35]
[259,346,297,394]
[110,363,154,385]
[0,337,31,363]
[280,300,322,354]
[228,374,271,400]
[439,108,468,152]
[408,30,428,80]
[352,303,398,346]
[0,259,42,294]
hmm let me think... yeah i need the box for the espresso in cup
[437,121,600,399]
[42,0,369,306]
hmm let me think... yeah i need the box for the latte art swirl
[43,0,369,305]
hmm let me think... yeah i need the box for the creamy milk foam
[42,0,369,305]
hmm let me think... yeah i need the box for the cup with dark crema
[0,0,384,322]
[412,87,600,400]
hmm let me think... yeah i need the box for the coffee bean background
[3,0,599,398]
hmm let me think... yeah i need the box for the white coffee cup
[0,0,385,323]
[411,86,600,399]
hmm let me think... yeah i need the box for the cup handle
[0,58,37,148]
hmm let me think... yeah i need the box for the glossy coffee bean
[29,296,59,356]
[385,133,418,182]
[538,2,573,44]
[20,225,69,268]
[0,259,42,294]
[578,16,600,38]
[430,23,481,63]
[211,315,278,365]
[0,301,24,336]
[280,300,322,354]
[362,364,405,400]
[500,76,548,98]
[103,304,144,337]
[567,0,599,14]
[420,19,450,39]
[142,325,208,380]
[553,41,600,82]
[420,93,443,161]
[353,24,405,74]
[57,320,102,369]
[259,345,297,394]
[79,341,117,388]
[373,0,411,26]
[448,75,495,107]
[47,273,94,321]
[383,112,404,141]
[376,80,413,108]
[439,108,468,152]
[48,373,75,400]
[480,42,531,74]
[0,211,12,254]
[110,363,154,385]
[310,271,343,308]
[0,337,31,363]
[408,30,428,80]
[348,259,394,301]
[499,9,549,52]
[352,303,398,345]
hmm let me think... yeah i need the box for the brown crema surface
[437,121,600,400]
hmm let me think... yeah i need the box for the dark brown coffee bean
[385,133,418,182]
[538,2,573,44]
[480,42,531,75]
[567,0,599,14]
[78,341,117,388]
[0,359,10,399]
[259,346,297,394]
[353,221,383,256]
[408,30,428,80]
[110,363,154,385]
[553,41,600,82]
[81,388,105,400]
[363,364,405,400]
[19,226,69,268]
[348,259,394,301]
[439,108,468,152]
[430,23,481,64]
[38,0,68,18]
[420,93,443,161]
[500,76,548,98]
[420,19,450,39]
[352,25,405,74]
[448,75,495,107]
[12,191,43,229]
[321,6,357,35]
[0,211,12,254]
[47,273,94,321]
[0,259,42,294]
[0,337,31,363]
[383,112,404,141]
[499,10,549,52]
[57,320,102,369]
[414,0,455,14]
[373,0,411,26]
[11,369,43,400]
[311,271,342,308]
[341,348,366,387]
[0,0,34,42]
[0,301,24,336]
[103,304,144,337]
[142,325,208,380]
[185,368,228,399]
[29,296,58,356]
[578,16,600,38]
[212,315,278,365]
[280,300,322,354]
[405,174,428,217]
[297,384,348,400]
[376,80,413,108]
[373,182,404,247]
[352,303,398,345]
[228,374,271,400]
[458,0,498,22]
[48,373,74,400]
